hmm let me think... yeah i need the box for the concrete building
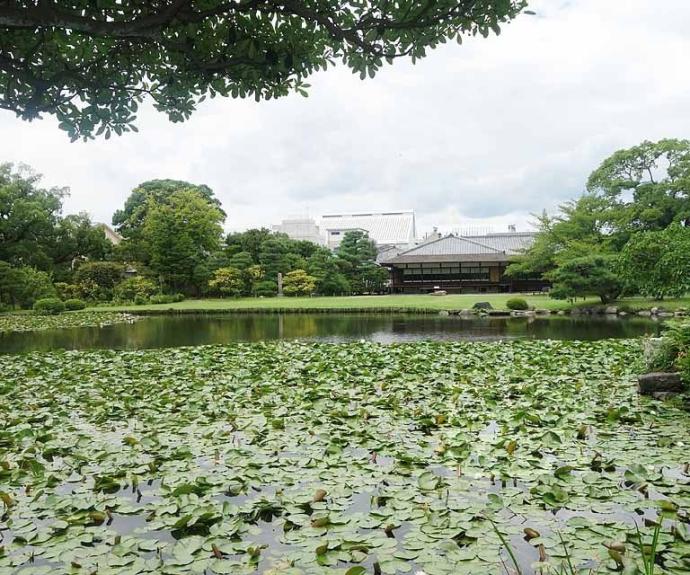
[383,231,547,294]
[321,210,416,250]
[98,223,123,245]
[271,218,325,245]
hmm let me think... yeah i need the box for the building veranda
[383,232,548,294]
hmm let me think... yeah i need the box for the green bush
[0,263,56,309]
[150,294,175,304]
[64,298,86,311]
[74,261,124,291]
[172,293,185,302]
[54,282,80,300]
[133,295,149,305]
[114,276,157,302]
[282,269,317,297]
[650,321,690,383]
[254,280,278,297]
[506,297,529,310]
[33,298,66,315]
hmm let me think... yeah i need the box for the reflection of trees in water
[0,314,665,352]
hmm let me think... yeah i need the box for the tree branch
[0,0,193,38]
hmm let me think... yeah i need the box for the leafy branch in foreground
[0,1,526,139]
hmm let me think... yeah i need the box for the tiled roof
[321,211,416,246]
[386,232,535,264]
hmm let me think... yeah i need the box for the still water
[0,313,663,353]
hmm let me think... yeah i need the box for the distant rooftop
[321,210,416,248]
[386,231,535,264]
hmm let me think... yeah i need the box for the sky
[1,0,689,237]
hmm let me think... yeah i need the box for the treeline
[0,167,387,310]
[507,138,690,303]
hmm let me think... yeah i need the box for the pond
[2,340,688,574]
[0,312,663,352]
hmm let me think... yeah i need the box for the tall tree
[506,196,613,279]
[0,163,66,270]
[337,230,385,294]
[50,213,112,276]
[618,224,690,300]
[226,228,273,262]
[547,255,623,305]
[142,189,224,292]
[113,179,223,240]
[0,1,526,139]
[587,138,690,234]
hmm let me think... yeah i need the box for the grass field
[87,293,690,314]
[89,293,574,312]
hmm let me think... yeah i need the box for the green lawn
[89,293,579,313]
[88,292,690,314]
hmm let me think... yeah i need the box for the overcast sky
[1,0,689,236]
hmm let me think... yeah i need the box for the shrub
[64,298,86,311]
[114,276,157,302]
[254,280,277,297]
[74,261,124,291]
[150,294,175,304]
[208,267,244,297]
[172,293,185,302]
[54,282,80,300]
[133,295,149,305]
[649,321,690,383]
[33,298,66,315]
[0,263,56,309]
[282,269,317,297]
[506,297,529,310]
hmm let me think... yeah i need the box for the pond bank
[85,293,690,316]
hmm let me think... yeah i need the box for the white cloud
[1,0,689,236]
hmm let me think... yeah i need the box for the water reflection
[0,313,663,353]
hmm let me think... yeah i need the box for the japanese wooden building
[382,233,548,294]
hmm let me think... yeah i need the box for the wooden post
[277,272,283,297]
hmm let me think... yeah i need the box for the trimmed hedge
[33,298,66,315]
[64,298,86,311]
[506,297,529,311]
[149,294,186,305]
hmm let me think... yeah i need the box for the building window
[400,264,492,282]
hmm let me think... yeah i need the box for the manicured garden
[87,294,690,315]
[2,340,688,574]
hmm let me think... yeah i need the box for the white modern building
[271,218,325,246]
[321,210,416,250]
[98,223,123,245]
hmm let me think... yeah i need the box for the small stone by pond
[638,372,685,398]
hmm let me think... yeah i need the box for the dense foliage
[0,164,110,275]
[0,166,390,308]
[618,224,690,299]
[1,340,688,573]
[143,189,225,293]
[222,228,382,297]
[32,296,66,315]
[282,269,317,297]
[0,1,526,139]
[506,297,528,310]
[547,255,623,304]
[649,321,690,384]
[508,139,690,302]
[0,261,56,309]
